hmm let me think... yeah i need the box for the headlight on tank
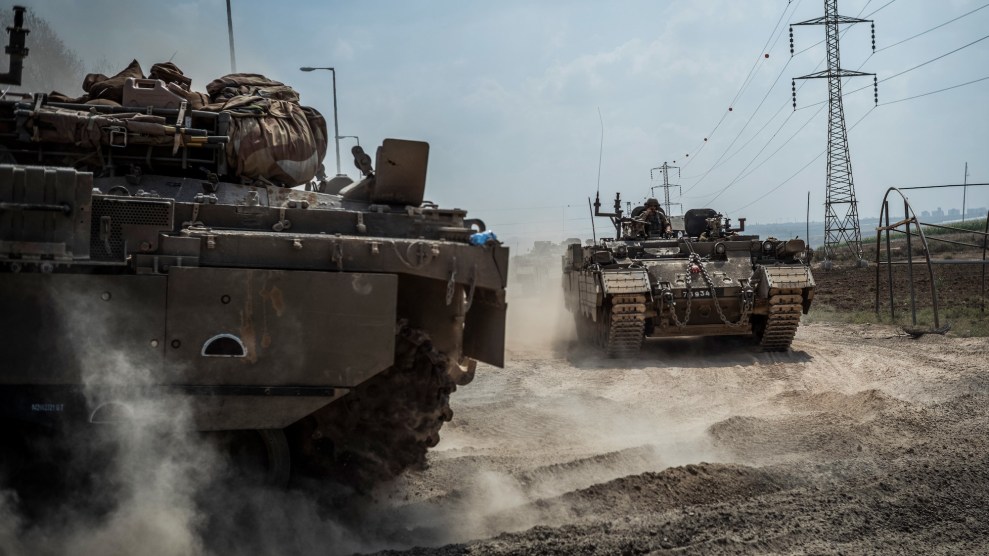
[762,240,775,254]
[714,242,727,257]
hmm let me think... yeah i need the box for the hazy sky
[8,0,989,244]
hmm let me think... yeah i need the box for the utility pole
[962,162,969,222]
[226,0,237,73]
[649,162,682,216]
[791,0,877,268]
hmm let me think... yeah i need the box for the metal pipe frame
[875,187,940,328]
[875,186,989,326]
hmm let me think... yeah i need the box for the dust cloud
[0,289,372,556]
[1,261,794,555]
[342,261,741,548]
[504,257,575,353]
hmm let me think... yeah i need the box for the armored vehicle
[563,192,813,356]
[0,10,507,488]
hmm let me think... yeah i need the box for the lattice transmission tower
[791,0,877,265]
[649,162,681,216]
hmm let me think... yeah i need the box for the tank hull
[0,157,507,486]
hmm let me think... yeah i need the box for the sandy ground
[3,270,987,555]
[361,284,989,555]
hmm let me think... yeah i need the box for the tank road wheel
[208,428,292,487]
[754,288,804,351]
[288,325,459,490]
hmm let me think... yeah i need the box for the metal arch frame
[875,187,989,328]
[874,187,940,328]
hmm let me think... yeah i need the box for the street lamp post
[300,66,342,177]
[337,135,360,147]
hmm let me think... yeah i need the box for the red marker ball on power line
[728,107,733,111]
[764,53,769,58]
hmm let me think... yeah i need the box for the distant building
[948,208,961,217]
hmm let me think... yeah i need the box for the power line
[681,0,868,190]
[880,32,989,82]
[679,0,802,171]
[862,0,898,19]
[680,57,794,195]
[729,106,876,214]
[684,0,981,210]
[875,2,989,53]
[705,105,822,205]
[816,31,989,105]
[709,69,989,209]
[881,74,989,105]
[729,0,798,110]
[799,32,989,109]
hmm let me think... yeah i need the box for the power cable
[694,0,981,221]
[728,0,797,110]
[699,15,884,200]
[680,0,803,171]
[705,105,823,205]
[863,0,898,19]
[681,0,870,189]
[798,32,989,109]
[729,106,876,214]
[875,3,989,53]
[881,74,989,105]
[680,57,795,193]
[878,32,989,82]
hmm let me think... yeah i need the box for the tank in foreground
[0,13,507,489]
[563,192,813,356]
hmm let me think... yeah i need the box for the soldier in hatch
[631,198,672,237]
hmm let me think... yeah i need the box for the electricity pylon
[649,162,681,216]
[791,0,877,266]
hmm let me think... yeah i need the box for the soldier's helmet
[645,198,660,207]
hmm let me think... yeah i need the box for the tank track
[289,324,469,490]
[757,288,804,351]
[600,294,647,357]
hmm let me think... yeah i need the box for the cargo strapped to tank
[4,60,329,187]
[3,96,232,177]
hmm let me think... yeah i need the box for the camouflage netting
[37,60,328,186]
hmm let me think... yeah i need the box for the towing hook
[741,287,755,307]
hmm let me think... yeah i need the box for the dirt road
[3,279,987,555]
[365,293,989,554]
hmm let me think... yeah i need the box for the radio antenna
[588,197,597,244]
[596,107,604,196]
[589,107,604,244]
